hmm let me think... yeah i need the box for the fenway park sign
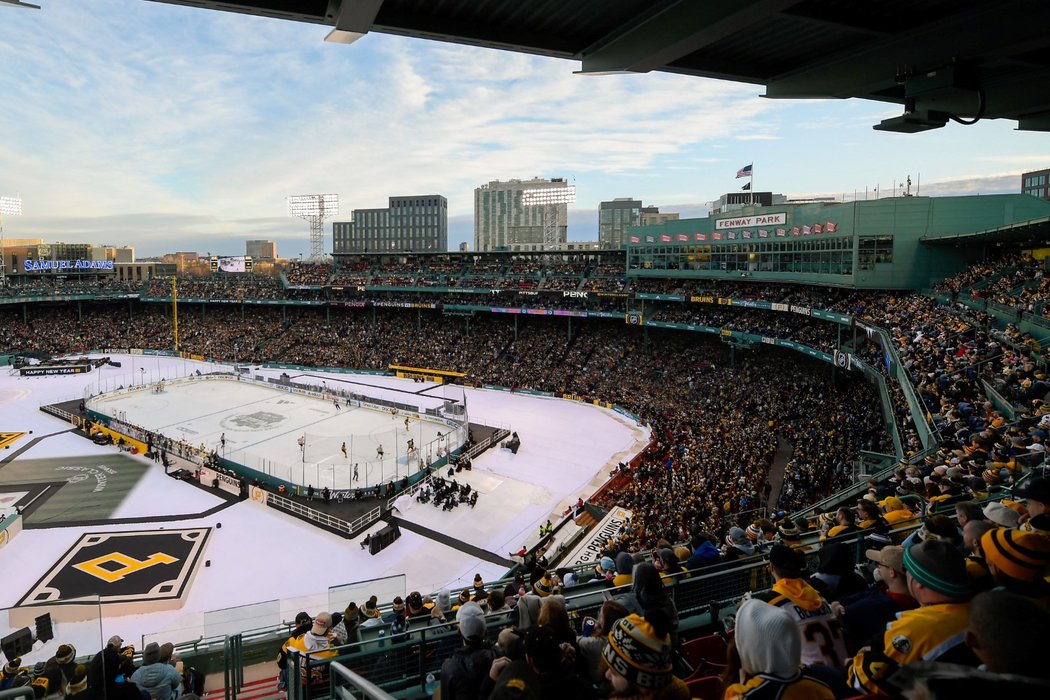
[714,213,786,230]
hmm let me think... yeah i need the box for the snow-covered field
[0,354,648,661]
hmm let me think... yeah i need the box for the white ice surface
[0,354,648,661]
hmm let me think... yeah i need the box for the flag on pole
[826,222,837,233]
[736,163,753,178]
[629,235,640,243]
[741,182,751,190]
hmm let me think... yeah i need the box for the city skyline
[0,1,1044,258]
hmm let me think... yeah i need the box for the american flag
[736,163,753,178]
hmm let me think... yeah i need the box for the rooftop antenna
[0,195,23,287]
[287,194,338,261]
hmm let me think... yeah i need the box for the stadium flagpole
[172,277,179,353]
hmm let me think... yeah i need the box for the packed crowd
[143,275,286,301]
[1,635,204,700]
[4,258,1050,698]
[284,262,333,287]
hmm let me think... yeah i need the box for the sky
[0,1,1046,258]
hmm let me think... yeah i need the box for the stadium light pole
[287,194,339,262]
[521,185,576,250]
[0,195,22,288]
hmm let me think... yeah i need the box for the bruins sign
[19,528,210,615]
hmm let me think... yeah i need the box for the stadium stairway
[204,674,283,700]
[574,509,597,529]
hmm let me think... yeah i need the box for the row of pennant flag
[630,222,838,244]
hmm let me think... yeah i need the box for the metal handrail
[330,661,397,700]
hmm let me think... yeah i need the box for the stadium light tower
[287,194,339,261]
[522,184,576,249]
[0,195,22,288]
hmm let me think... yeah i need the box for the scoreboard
[210,256,253,273]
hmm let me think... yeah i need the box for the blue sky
[0,1,1046,258]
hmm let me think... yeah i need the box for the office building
[246,240,277,259]
[599,198,641,249]
[1022,168,1050,200]
[640,206,679,227]
[333,195,447,253]
[474,178,570,252]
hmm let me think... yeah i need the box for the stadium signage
[690,295,715,303]
[20,364,91,376]
[562,291,589,299]
[714,213,786,230]
[23,259,115,272]
[790,305,812,316]
[562,507,633,565]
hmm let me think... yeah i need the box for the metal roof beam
[326,0,385,43]
[765,0,1050,100]
[578,0,800,75]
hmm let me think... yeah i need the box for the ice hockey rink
[86,374,464,490]
[0,354,649,661]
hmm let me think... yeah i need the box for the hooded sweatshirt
[754,578,848,667]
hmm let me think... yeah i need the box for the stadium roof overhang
[921,216,1050,247]
[142,0,1050,133]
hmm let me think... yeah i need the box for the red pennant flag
[660,234,672,242]
[713,232,723,240]
[758,229,768,238]
[629,235,640,243]
[775,228,786,237]
[698,233,708,241]
[802,225,811,235]
[826,222,837,233]
[791,227,800,236]
[677,233,689,242]
[813,223,823,234]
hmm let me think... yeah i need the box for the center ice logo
[221,411,286,431]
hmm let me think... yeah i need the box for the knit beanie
[673,546,691,562]
[745,522,762,542]
[344,602,359,620]
[458,588,472,604]
[735,599,800,678]
[141,642,159,666]
[474,573,485,591]
[903,539,971,600]
[69,664,88,695]
[601,614,673,690]
[406,591,423,613]
[533,573,553,597]
[615,552,634,575]
[158,642,174,665]
[363,596,380,618]
[981,528,1050,582]
[391,596,405,612]
[4,658,22,675]
[600,556,616,572]
[437,590,451,612]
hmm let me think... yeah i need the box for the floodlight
[287,194,339,261]
[0,196,22,216]
[521,185,575,249]
[521,186,576,206]
[287,194,339,217]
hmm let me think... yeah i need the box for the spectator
[979,528,1050,606]
[131,642,181,700]
[602,611,686,700]
[849,540,975,695]
[576,600,630,685]
[439,602,494,700]
[752,545,847,666]
[724,600,834,700]
[830,546,917,653]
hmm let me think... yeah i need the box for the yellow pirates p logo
[73,552,178,583]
